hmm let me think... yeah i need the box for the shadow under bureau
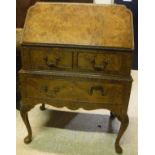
[19,3,134,154]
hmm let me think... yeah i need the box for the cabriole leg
[115,114,129,154]
[40,103,46,111]
[20,105,32,144]
[110,111,115,119]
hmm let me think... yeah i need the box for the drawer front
[21,76,125,105]
[22,47,73,70]
[77,51,132,76]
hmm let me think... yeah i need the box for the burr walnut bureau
[19,3,134,154]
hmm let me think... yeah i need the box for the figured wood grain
[22,75,125,105]
[20,71,132,112]
[22,47,73,70]
[21,46,132,76]
[77,50,132,76]
[22,3,134,49]
[19,3,134,154]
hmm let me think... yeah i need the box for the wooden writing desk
[19,3,134,154]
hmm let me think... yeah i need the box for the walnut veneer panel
[22,75,124,105]
[22,47,73,70]
[22,3,134,49]
[20,70,132,109]
[22,46,132,75]
[77,50,132,76]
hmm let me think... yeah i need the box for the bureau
[19,3,134,154]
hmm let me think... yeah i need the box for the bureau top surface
[22,3,134,50]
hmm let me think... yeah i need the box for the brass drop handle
[91,59,108,71]
[89,86,105,96]
[42,85,60,97]
[44,56,60,68]
[42,85,48,93]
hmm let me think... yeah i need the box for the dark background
[114,0,138,70]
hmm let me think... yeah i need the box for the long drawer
[20,72,130,105]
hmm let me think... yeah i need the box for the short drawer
[77,51,132,76]
[22,47,73,70]
[21,75,126,105]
